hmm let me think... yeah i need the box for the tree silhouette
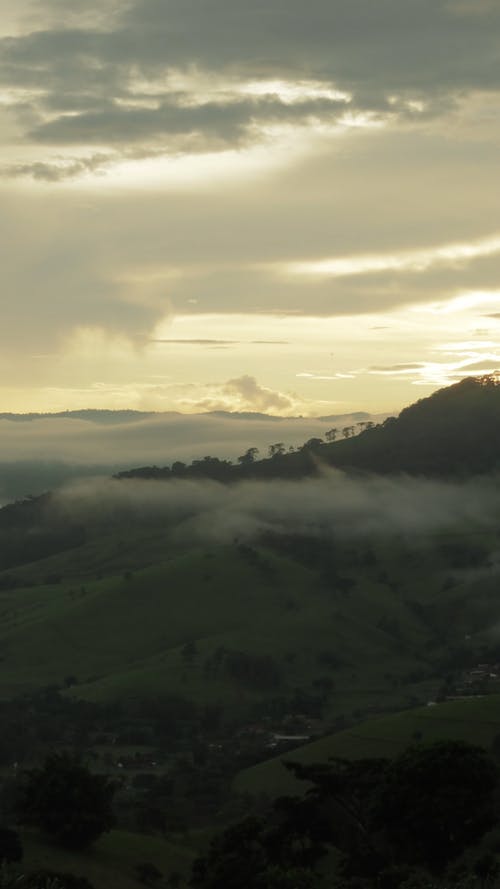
[268,443,285,458]
[341,426,354,438]
[237,447,259,465]
[19,753,115,849]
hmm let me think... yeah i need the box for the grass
[234,694,500,797]
[1,513,499,728]
[0,536,435,713]
[21,828,195,889]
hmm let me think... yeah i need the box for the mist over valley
[0,408,381,506]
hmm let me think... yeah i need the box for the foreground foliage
[18,755,115,850]
[191,741,499,889]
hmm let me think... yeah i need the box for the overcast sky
[1,0,500,416]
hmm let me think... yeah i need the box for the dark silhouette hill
[320,374,500,477]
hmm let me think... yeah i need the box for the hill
[116,374,500,483]
[2,376,500,712]
[320,374,500,476]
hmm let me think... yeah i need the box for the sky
[1,0,500,417]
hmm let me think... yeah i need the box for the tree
[19,753,115,850]
[0,829,22,865]
[324,428,337,442]
[268,443,285,458]
[237,447,259,465]
[287,742,500,879]
[376,740,499,872]
[182,641,198,665]
[190,816,268,888]
[301,438,323,452]
[134,862,163,886]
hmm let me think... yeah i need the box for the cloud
[1,0,499,165]
[222,375,295,413]
[285,234,500,279]
[4,152,111,181]
[0,409,385,503]
[26,94,350,147]
[151,338,289,347]
[1,0,499,417]
[54,470,500,546]
[153,338,241,346]
[163,244,500,318]
[370,364,425,373]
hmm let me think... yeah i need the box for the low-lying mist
[0,411,372,504]
[56,470,500,545]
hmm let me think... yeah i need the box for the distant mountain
[0,409,161,424]
[0,408,383,504]
[317,411,373,422]
[0,408,380,424]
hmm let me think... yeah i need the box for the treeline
[116,375,500,483]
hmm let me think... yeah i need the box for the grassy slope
[1,520,499,717]
[21,828,195,889]
[0,540,440,719]
[235,695,500,797]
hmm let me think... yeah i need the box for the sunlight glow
[286,236,500,278]
[127,69,351,106]
[419,290,500,314]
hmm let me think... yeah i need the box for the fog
[0,410,377,504]
[56,470,500,545]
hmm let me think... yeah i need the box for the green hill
[0,510,499,715]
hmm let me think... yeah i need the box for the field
[235,694,500,797]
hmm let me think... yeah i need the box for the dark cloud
[152,338,289,346]
[4,153,111,181]
[153,338,241,346]
[27,95,349,146]
[2,0,500,155]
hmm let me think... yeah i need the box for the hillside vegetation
[2,376,500,887]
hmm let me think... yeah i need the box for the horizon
[0,403,390,420]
